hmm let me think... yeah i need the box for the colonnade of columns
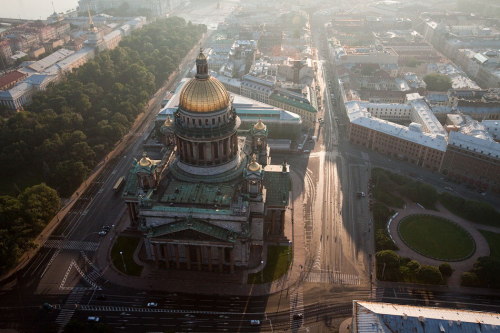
[176,134,239,166]
[151,243,235,273]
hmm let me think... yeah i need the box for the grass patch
[398,214,475,261]
[479,230,500,260]
[111,236,143,276]
[248,245,292,284]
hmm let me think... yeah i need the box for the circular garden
[398,214,475,261]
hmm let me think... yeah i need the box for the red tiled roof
[0,71,27,90]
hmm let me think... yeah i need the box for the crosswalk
[56,288,86,332]
[306,270,360,285]
[59,259,102,291]
[44,240,99,252]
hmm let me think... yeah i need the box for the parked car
[293,313,303,320]
[147,302,158,307]
[87,316,100,322]
[250,320,261,326]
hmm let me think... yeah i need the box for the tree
[439,263,453,277]
[471,256,500,288]
[376,250,401,281]
[19,183,60,231]
[423,73,452,91]
[416,265,443,284]
[461,272,480,287]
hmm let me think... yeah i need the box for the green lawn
[479,230,500,260]
[111,236,143,276]
[398,215,475,261]
[248,245,292,284]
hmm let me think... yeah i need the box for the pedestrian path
[306,270,360,285]
[56,288,86,332]
[289,287,304,330]
[44,240,99,252]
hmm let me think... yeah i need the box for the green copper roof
[160,180,234,206]
[270,93,317,113]
[147,218,238,242]
[263,170,291,206]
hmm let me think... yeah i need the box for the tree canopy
[0,17,206,274]
[423,73,452,91]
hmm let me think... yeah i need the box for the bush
[461,272,480,287]
[439,263,453,277]
[375,229,398,251]
[439,192,500,227]
[416,265,443,284]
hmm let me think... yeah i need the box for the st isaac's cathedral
[123,51,291,273]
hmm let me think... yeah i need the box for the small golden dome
[254,119,266,131]
[247,154,261,172]
[139,154,153,167]
[164,116,173,127]
[179,76,230,113]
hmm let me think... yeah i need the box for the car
[87,316,100,322]
[356,192,366,198]
[293,313,303,320]
[102,225,111,231]
[250,320,261,326]
[444,186,454,192]
[98,230,107,236]
[147,302,158,307]
[184,314,196,318]
[303,150,311,153]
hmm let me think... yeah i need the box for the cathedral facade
[123,51,290,272]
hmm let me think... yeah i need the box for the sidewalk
[94,168,307,297]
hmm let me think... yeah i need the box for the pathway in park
[388,202,492,287]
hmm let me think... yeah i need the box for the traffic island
[248,245,292,284]
[111,236,143,276]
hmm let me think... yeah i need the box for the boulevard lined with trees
[0,17,206,274]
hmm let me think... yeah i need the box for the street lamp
[119,251,127,273]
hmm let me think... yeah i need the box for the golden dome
[247,154,261,172]
[179,76,230,113]
[254,119,266,131]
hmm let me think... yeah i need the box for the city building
[123,52,291,272]
[347,100,447,171]
[351,301,500,332]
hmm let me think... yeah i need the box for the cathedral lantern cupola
[195,49,209,79]
[250,119,268,166]
[134,152,159,190]
[244,154,264,201]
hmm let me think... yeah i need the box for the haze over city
[0,0,499,332]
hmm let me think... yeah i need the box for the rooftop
[354,301,500,333]
[0,70,27,90]
[346,101,447,151]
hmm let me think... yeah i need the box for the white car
[87,316,100,322]
[250,320,261,326]
[147,302,158,307]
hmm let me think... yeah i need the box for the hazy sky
[0,0,79,20]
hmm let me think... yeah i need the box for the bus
[113,176,125,193]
